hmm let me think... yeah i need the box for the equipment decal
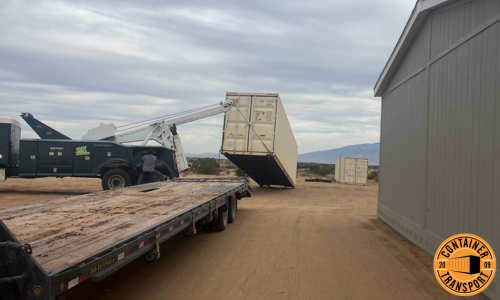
[75,146,91,156]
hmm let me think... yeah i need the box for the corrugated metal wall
[379,0,500,298]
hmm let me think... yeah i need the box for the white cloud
[0,0,416,154]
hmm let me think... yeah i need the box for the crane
[83,100,235,172]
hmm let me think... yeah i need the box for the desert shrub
[367,170,379,180]
[308,164,334,176]
[190,158,220,175]
[225,170,231,175]
[236,168,247,177]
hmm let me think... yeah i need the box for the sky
[0,0,415,154]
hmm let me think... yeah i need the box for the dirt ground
[0,177,484,300]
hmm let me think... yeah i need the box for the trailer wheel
[213,204,228,231]
[143,249,158,263]
[137,170,166,184]
[228,196,237,224]
[183,226,194,237]
[102,169,132,190]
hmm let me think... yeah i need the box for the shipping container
[334,157,368,185]
[221,92,297,188]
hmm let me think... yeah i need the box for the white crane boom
[83,100,234,171]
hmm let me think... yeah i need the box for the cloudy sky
[0,0,414,154]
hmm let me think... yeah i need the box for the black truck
[0,114,179,190]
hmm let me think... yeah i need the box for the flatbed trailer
[0,178,251,300]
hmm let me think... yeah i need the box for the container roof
[0,117,22,128]
[374,0,459,96]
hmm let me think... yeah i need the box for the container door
[344,158,356,183]
[222,95,252,152]
[355,159,368,184]
[248,96,276,153]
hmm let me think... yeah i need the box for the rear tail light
[173,153,178,170]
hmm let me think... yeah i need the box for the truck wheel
[213,205,228,231]
[153,170,166,181]
[137,170,166,184]
[102,169,132,190]
[228,196,237,224]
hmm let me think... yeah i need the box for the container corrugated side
[272,95,297,187]
[221,93,297,188]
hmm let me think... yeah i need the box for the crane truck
[0,101,233,190]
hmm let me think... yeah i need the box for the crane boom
[83,100,234,171]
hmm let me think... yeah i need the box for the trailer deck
[0,178,250,300]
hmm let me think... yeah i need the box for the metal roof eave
[374,0,458,97]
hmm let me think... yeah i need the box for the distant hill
[186,153,225,159]
[187,143,380,165]
[298,143,380,165]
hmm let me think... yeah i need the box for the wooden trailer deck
[0,179,246,275]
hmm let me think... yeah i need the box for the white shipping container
[335,157,368,185]
[221,92,298,188]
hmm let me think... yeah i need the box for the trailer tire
[183,226,194,237]
[102,169,132,190]
[228,196,237,224]
[213,204,228,231]
[137,170,166,184]
[143,250,158,263]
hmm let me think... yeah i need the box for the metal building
[375,0,500,298]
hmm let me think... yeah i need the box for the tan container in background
[335,157,368,185]
[221,92,298,188]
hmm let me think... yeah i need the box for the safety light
[32,286,42,297]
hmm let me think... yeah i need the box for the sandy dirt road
[0,177,483,300]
